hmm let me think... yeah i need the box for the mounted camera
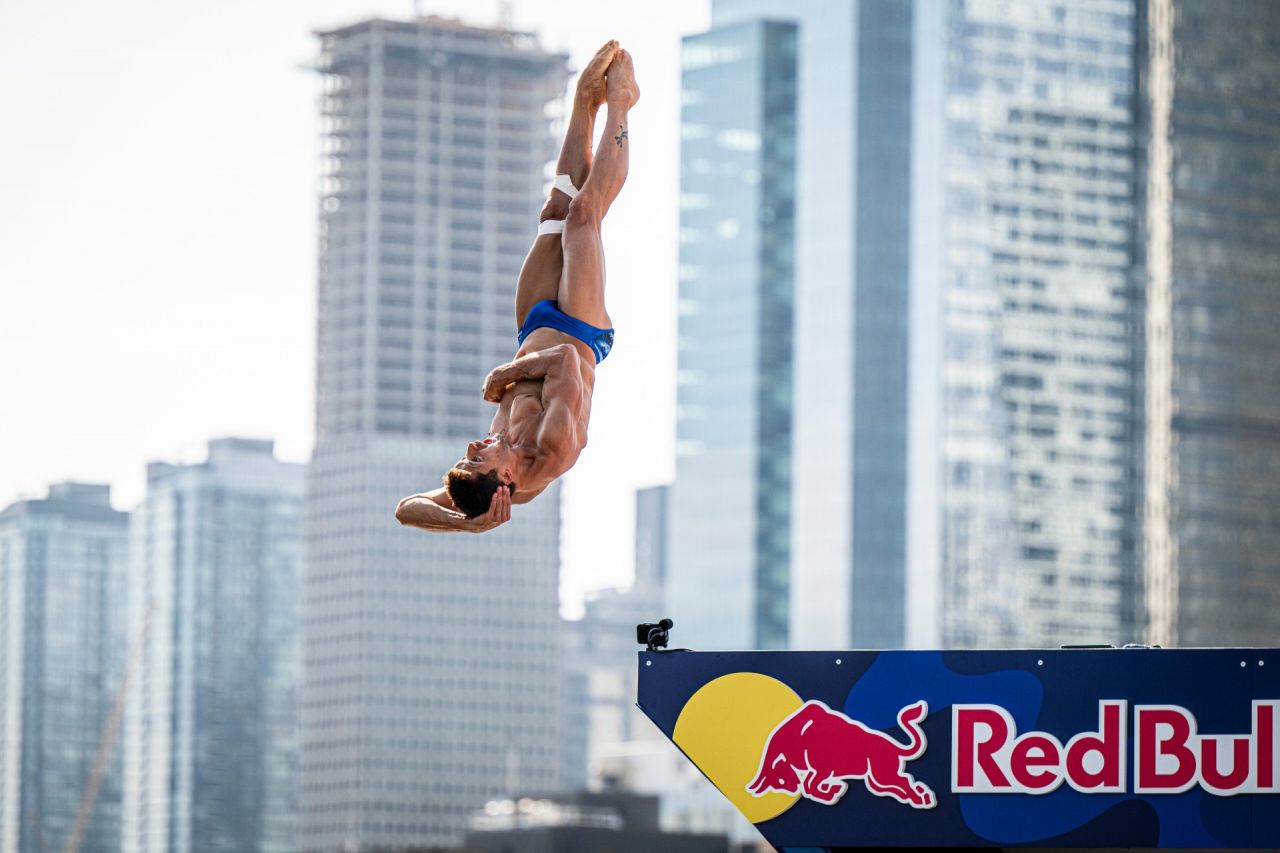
[636,619,674,651]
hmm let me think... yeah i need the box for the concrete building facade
[303,17,569,849]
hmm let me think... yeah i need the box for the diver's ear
[498,466,515,486]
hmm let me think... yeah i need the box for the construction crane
[62,603,155,853]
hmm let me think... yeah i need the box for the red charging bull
[747,699,935,808]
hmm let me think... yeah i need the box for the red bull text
[954,700,1279,796]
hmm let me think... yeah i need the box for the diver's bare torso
[489,330,597,502]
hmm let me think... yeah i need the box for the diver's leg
[514,40,618,328]
[557,49,639,328]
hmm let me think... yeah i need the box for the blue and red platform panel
[637,647,1280,849]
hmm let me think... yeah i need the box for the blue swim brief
[517,300,615,364]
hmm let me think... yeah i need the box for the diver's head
[444,436,518,518]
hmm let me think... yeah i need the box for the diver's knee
[564,195,601,231]
[540,193,571,223]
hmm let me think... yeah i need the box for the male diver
[396,41,638,533]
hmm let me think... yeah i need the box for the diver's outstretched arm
[395,486,510,533]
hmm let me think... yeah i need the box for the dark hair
[444,468,516,518]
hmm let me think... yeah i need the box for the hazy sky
[0,0,709,615]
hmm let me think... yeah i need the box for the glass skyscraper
[695,0,1144,649]
[122,439,304,853]
[303,17,568,849]
[691,0,1280,650]
[668,19,797,650]
[697,0,921,651]
[930,0,1141,647]
[1139,0,1280,646]
[0,483,128,853]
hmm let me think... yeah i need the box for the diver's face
[456,435,504,472]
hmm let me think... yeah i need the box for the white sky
[0,0,709,616]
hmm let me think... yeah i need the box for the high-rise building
[688,0,1144,650]
[303,17,568,850]
[122,439,304,853]
[927,0,1142,648]
[0,483,128,853]
[668,19,798,650]
[687,0,1280,651]
[1138,0,1280,646]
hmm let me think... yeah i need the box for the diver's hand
[483,365,517,403]
[467,485,511,532]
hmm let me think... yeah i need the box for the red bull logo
[747,699,936,809]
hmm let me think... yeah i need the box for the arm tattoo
[615,124,629,147]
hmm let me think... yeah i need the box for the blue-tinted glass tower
[0,484,128,853]
[669,19,798,650]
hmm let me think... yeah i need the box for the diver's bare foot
[605,49,640,109]
[575,39,619,111]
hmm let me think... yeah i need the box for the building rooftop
[315,14,539,46]
[0,481,125,525]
